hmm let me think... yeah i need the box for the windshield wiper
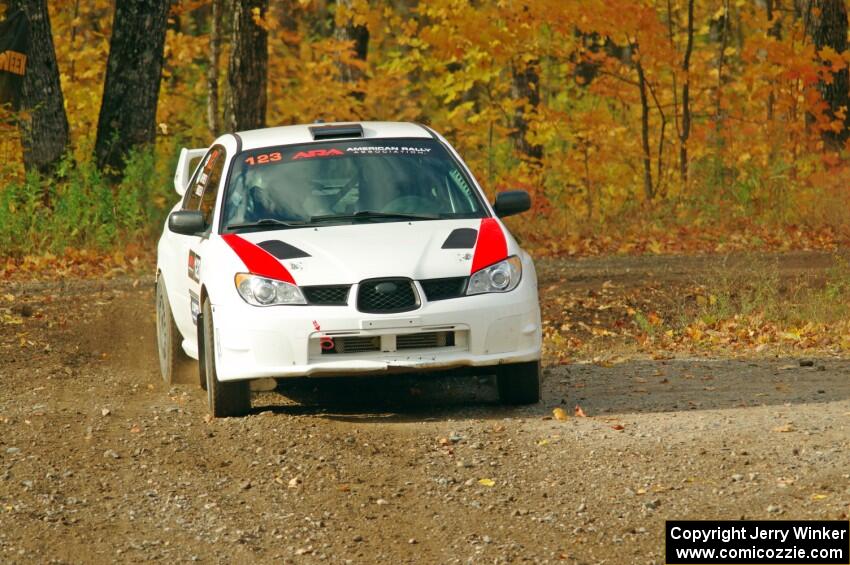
[226,218,308,230]
[310,210,439,223]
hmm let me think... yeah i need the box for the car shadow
[254,371,509,422]
[253,357,850,423]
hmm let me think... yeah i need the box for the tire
[497,361,541,405]
[197,315,207,391]
[156,277,193,385]
[201,299,251,417]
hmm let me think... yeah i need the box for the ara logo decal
[291,148,344,160]
[187,250,201,282]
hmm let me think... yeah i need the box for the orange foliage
[9,0,850,258]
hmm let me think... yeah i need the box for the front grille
[420,277,467,301]
[302,285,350,306]
[357,278,418,313]
[322,335,380,355]
[396,331,455,350]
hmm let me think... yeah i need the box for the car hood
[227,218,509,286]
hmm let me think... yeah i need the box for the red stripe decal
[221,234,296,284]
[470,218,508,273]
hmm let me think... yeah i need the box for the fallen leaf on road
[574,405,588,418]
[129,424,141,433]
[773,424,795,433]
[478,478,495,487]
[811,493,828,500]
[612,424,625,431]
[552,407,568,421]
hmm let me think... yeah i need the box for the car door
[164,146,227,349]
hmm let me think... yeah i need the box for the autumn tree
[807,0,850,148]
[94,0,170,176]
[334,0,369,94]
[226,0,268,131]
[511,59,543,163]
[206,0,223,137]
[9,0,69,176]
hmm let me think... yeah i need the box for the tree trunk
[94,0,170,177]
[10,0,69,176]
[206,0,222,137]
[636,59,655,201]
[511,60,543,163]
[679,0,694,184]
[807,0,850,148]
[334,0,369,89]
[766,0,783,121]
[226,0,268,132]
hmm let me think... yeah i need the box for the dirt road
[1,254,848,564]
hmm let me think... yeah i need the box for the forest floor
[0,252,848,564]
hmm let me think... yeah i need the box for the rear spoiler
[173,147,208,196]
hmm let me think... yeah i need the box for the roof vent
[309,123,364,140]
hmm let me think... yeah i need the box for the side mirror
[493,190,531,218]
[168,210,206,236]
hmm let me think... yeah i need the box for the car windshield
[222,139,486,230]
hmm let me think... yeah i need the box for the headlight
[466,256,522,295]
[235,273,307,306]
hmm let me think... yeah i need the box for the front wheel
[156,277,193,385]
[496,361,541,405]
[201,299,251,417]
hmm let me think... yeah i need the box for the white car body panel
[156,122,542,382]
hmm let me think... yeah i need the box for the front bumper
[210,279,541,381]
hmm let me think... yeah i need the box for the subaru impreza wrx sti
[156,122,542,417]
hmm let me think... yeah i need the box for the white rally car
[156,122,542,417]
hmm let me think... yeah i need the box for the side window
[183,146,226,226]
[200,150,225,225]
[182,151,211,210]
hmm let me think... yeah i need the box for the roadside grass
[687,256,850,327]
[541,254,850,364]
[654,255,850,355]
[0,144,179,260]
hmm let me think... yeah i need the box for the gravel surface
[0,254,848,564]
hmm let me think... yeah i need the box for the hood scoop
[441,228,478,249]
[257,240,311,260]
